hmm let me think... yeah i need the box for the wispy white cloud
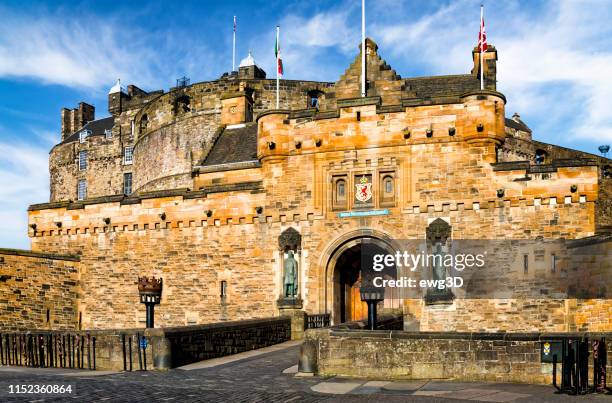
[0,6,220,91]
[0,140,49,249]
[371,0,612,143]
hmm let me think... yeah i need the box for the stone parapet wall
[0,318,290,371]
[149,317,291,368]
[303,329,612,384]
[0,249,80,331]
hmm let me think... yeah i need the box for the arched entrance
[325,236,398,324]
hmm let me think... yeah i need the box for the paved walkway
[0,343,609,402]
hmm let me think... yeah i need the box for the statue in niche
[284,250,298,297]
[432,241,445,282]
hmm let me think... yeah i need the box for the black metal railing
[305,314,330,329]
[0,331,150,372]
[0,332,95,370]
[549,336,608,395]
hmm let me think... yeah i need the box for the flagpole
[276,25,280,109]
[233,16,236,72]
[480,5,484,91]
[361,0,366,97]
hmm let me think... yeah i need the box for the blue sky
[1,0,611,249]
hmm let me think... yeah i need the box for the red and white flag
[478,6,487,53]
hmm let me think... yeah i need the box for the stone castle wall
[0,249,80,331]
[26,91,607,331]
[50,78,334,202]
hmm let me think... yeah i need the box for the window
[79,129,90,143]
[104,129,112,140]
[356,111,361,121]
[78,150,88,171]
[124,146,133,165]
[77,180,87,201]
[384,177,393,194]
[332,176,348,210]
[337,181,345,198]
[523,254,529,274]
[310,96,319,108]
[307,90,323,109]
[535,149,547,165]
[139,114,148,133]
[380,172,396,206]
[551,254,556,273]
[123,173,133,195]
[603,165,611,179]
[220,280,227,298]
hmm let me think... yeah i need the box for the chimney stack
[60,102,95,141]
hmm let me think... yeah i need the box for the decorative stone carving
[278,227,301,252]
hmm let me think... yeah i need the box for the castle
[0,38,610,333]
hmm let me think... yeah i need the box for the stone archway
[322,232,399,325]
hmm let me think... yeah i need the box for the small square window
[123,173,133,195]
[77,180,87,201]
[78,150,88,171]
[124,146,133,165]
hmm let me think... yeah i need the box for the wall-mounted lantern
[138,276,163,329]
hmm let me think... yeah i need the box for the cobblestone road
[0,343,610,402]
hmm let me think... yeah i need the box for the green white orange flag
[275,27,284,76]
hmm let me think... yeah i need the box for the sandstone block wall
[305,329,612,384]
[0,249,79,331]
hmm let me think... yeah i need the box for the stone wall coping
[193,160,261,174]
[148,316,290,336]
[323,329,612,341]
[460,89,507,103]
[337,96,382,108]
[0,327,148,336]
[0,248,80,262]
[220,91,252,101]
[567,233,612,248]
[492,158,598,173]
[29,182,263,212]
[402,96,462,107]
[255,109,291,121]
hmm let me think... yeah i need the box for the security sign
[540,340,562,363]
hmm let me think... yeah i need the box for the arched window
[379,172,396,206]
[139,114,148,133]
[332,176,347,210]
[535,149,547,165]
[384,176,393,194]
[337,179,346,199]
[174,95,191,114]
[307,90,324,110]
